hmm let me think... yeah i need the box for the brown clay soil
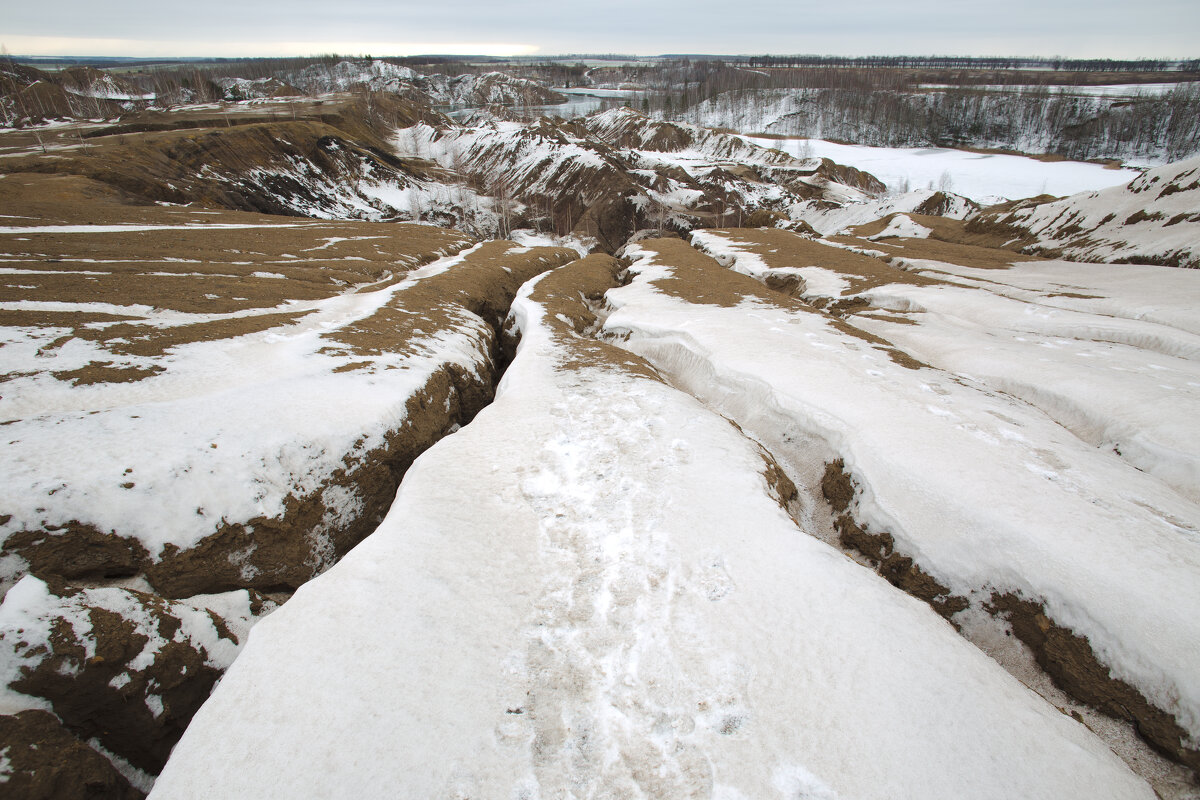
[838,214,1046,271]
[518,253,798,508]
[637,237,928,370]
[705,226,947,292]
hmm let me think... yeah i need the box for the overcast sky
[4,0,1198,59]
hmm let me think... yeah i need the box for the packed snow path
[151,256,1154,799]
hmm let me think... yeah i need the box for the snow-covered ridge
[149,255,1155,800]
[625,233,1200,765]
[782,188,978,236]
[393,109,887,250]
[679,85,1200,163]
[975,154,1200,268]
[287,60,565,107]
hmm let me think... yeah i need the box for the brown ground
[0,173,475,382]
[633,237,928,370]
[839,214,1045,270]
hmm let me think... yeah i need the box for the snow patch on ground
[745,136,1140,203]
[0,247,489,558]
[603,241,1200,747]
[151,260,1154,799]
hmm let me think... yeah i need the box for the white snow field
[0,234,580,594]
[977,154,1200,268]
[691,230,1200,501]
[0,246,479,561]
[150,257,1155,799]
[601,239,1200,759]
[744,135,1140,203]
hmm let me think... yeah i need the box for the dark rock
[0,709,144,799]
[2,577,261,774]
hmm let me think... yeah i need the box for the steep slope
[971,155,1200,267]
[0,95,514,234]
[606,235,1200,778]
[150,256,1154,800]
[288,59,566,107]
[396,109,887,250]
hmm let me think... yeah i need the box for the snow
[151,261,1153,799]
[779,188,974,237]
[702,227,1200,499]
[744,136,1140,203]
[866,214,933,240]
[905,258,1200,337]
[0,246,488,560]
[0,223,311,234]
[836,256,1200,499]
[602,239,1200,748]
[984,155,1200,267]
[0,575,264,713]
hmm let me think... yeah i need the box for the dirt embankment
[989,594,1200,772]
[3,239,577,598]
[0,577,272,792]
[0,710,144,799]
[820,460,967,618]
[509,253,799,505]
[822,459,1199,773]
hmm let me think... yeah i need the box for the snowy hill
[288,60,566,107]
[783,188,979,236]
[395,108,887,250]
[149,254,1158,800]
[3,79,1200,799]
[971,155,1200,267]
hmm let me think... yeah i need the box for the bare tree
[490,171,513,239]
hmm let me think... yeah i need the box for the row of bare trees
[666,83,1200,163]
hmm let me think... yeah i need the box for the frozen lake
[743,136,1142,203]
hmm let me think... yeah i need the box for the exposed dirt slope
[968,155,1200,267]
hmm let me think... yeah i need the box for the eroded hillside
[2,68,1199,800]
